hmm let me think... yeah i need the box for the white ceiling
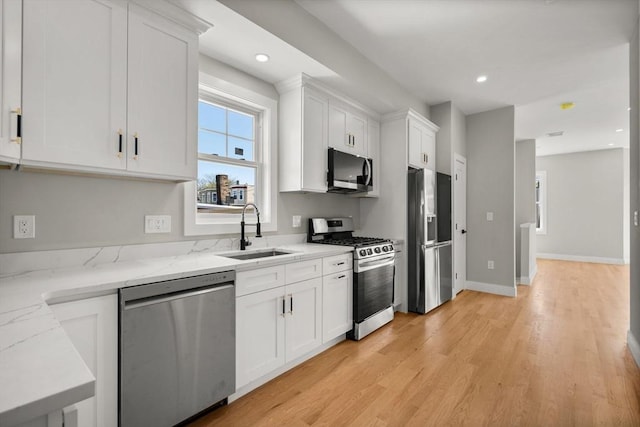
[177,0,637,157]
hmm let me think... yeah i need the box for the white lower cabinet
[235,286,286,389]
[236,254,354,392]
[49,294,117,427]
[235,274,322,389]
[322,271,352,343]
[284,278,322,361]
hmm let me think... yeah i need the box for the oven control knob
[374,247,381,254]
[359,249,367,257]
[389,244,394,251]
[382,246,388,252]
[367,248,373,255]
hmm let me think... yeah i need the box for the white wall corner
[465,281,517,297]
[628,330,640,368]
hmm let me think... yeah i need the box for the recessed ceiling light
[560,102,575,110]
[255,53,270,63]
[615,128,623,133]
[608,143,615,146]
[476,75,487,83]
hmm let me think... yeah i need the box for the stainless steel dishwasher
[119,271,235,427]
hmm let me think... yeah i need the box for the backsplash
[0,234,306,277]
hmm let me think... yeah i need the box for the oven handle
[355,255,395,273]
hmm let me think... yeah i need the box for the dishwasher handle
[124,284,234,311]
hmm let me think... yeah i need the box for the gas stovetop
[307,217,394,260]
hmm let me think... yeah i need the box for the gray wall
[466,106,516,291]
[0,56,360,253]
[452,103,467,159]
[629,8,639,361]
[515,139,536,277]
[536,149,627,262]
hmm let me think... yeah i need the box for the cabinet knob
[10,107,21,144]
[133,132,139,160]
[117,129,123,158]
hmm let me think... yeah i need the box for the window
[536,171,547,234]
[197,99,257,213]
[184,74,277,236]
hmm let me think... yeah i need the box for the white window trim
[184,72,278,236]
[536,170,547,235]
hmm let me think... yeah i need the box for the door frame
[453,153,467,295]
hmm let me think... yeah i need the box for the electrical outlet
[488,260,494,270]
[486,212,494,221]
[145,215,171,233]
[14,215,35,239]
[292,215,302,228]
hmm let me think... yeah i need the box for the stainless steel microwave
[327,148,373,194]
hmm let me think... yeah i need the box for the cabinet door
[126,4,198,180]
[236,287,286,389]
[328,103,348,152]
[22,0,127,170]
[301,87,329,192]
[408,119,424,168]
[285,278,322,362]
[322,271,353,343]
[0,0,21,164]
[422,128,436,171]
[49,294,118,427]
[347,112,367,157]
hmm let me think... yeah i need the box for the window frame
[535,170,547,235]
[184,73,277,236]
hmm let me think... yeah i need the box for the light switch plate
[292,215,302,228]
[486,212,494,221]
[145,215,171,233]
[488,260,494,270]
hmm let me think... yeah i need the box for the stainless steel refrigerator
[408,168,453,314]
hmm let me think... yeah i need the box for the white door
[126,4,198,180]
[50,295,118,427]
[235,286,286,389]
[21,0,128,170]
[285,278,322,362]
[454,155,467,294]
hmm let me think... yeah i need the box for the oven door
[353,254,395,322]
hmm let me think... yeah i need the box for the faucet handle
[244,239,252,247]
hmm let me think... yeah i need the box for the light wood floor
[190,259,640,426]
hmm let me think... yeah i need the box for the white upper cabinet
[328,100,367,157]
[22,0,128,171]
[408,115,438,171]
[21,0,198,181]
[277,74,381,194]
[125,4,197,179]
[0,0,22,164]
[278,80,329,193]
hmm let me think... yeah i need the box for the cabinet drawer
[285,258,322,284]
[322,253,353,275]
[237,265,286,297]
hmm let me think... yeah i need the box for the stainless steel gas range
[308,217,395,340]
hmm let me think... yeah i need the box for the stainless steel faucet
[240,203,261,250]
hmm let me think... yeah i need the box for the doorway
[454,154,467,294]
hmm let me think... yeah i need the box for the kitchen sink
[219,249,296,260]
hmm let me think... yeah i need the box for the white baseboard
[537,253,626,265]
[518,263,538,286]
[465,280,517,297]
[628,330,640,368]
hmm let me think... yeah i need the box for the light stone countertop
[0,243,352,426]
